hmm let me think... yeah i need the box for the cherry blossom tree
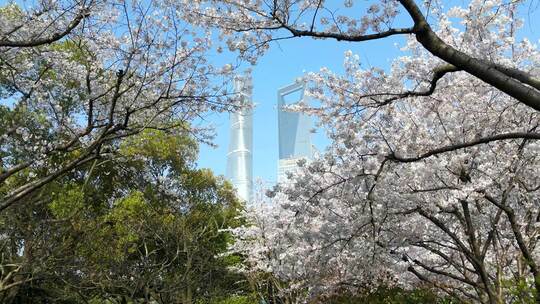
[184,0,540,111]
[0,0,240,211]
[198,1,540,303]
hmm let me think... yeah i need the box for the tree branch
[280,24,415,42]
[0,9,90,48]
[388,132,540,163]
[374,64,460,106]
[482,193,540,292]
[398,0,540,111]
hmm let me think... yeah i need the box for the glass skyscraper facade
[277,81,312,183]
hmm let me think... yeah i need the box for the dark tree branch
[388,132,540,163]
[461,200,481,258]
[416,207,497,303]
[480,209,503,260]
[108,69,126,127]
[413,241,476,275]
[416,207,474,260]
[280,23,415,42]
[412,257,477,287]
[0,9,90,48]
[482,193,540,295]
[0,161,33,184]
[397,0,540,111]
[374,64,460,106]
[489,62,540,91]
[407,266,478,301]
[0,153,99,212]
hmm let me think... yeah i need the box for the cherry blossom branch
[482,193,540,295]
[0,8,90,48]
[373,64,461,107]
[407,266,479,301]
[0,153,99,212]
[266,0,540,111]
[415,207,498,303]
[0,86,216,210]
[411,256,477,287]
[388,132,540,163]
[412,241,476,277]
[277,22,414,42]
[398,0,540,111]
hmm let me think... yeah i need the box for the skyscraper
[277,80,312,183]
[226,73,253,202]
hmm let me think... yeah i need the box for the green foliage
[0,3,23,20]
[204,294,259,304]
[325,286,458,304]
[0,128,248,303]
[50,40,92,66]
[120,128,198,170]
[502,278,537,304]
[48,185,85,218]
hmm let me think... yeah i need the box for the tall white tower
[226,72,253,202]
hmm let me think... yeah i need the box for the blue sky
[195,2,540,185]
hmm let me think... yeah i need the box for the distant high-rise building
[226,73,253,202]
[277,81,312,183]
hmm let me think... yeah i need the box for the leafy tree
[0,129,247,303]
